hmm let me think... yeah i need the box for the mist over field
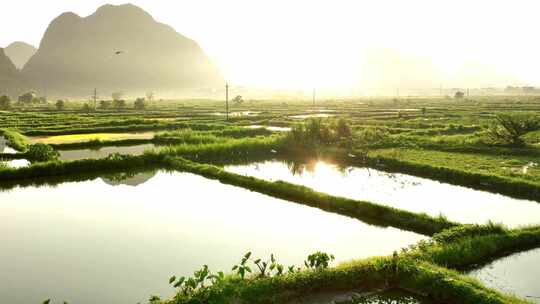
[1,2,540,304]
[1,1,539,99]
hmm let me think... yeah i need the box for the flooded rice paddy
[0,170,425,304]
[57,144,156,161]
[468,247,540,303]
[29,132,155,144]
[225,160,540,227]
[290,113,335,119]
[0,159,30,168]
[212,111,260,117]
[245,125,292,132]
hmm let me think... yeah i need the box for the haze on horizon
[2,0,540,92]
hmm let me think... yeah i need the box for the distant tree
[486,113,540,146]
[18,91,36,104]
[0,95,11,110]
[146,91,155,102]
[55,100,65,110]
[113,99,126,111]
[522,86,536,94]
[82,103,91,113]
[134,97,146,110]
[335,118,352,139]
[112,92,124,101]
[38,96,47,104]
[232,95,243,105]
[99,100,111,109]
[421,107,427,115]
[26,144,59,161]
[454,91,465,99]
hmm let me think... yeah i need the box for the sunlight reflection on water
[225,160,540,228]
[0,170,425,304]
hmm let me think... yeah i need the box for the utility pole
[92,88,98,110]
[312,88,315,107]
[225,83,229,121]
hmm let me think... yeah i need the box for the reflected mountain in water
[101,171,157,187]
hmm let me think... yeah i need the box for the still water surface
[0,136,17,154]
[58,144,156,161]
[1,159,30,168]
[225,160,540,227]
[469,247,540,303]
[0,170,425,304]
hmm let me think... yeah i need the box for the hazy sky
[1,0,540,89]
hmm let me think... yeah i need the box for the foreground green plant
[304,251,335,270]
[155,250,528,304]
[165,251,335,303]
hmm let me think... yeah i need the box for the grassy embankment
[0,128,28,151]
[349,149,540,202]
[42,127,273,150]
[0,148,455,236]
[149,223,540,304]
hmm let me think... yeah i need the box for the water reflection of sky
[58,144,156,161]
[0,136,18,154]
[1,159,30,168]
[225,160,540,228]
[0,171,425,304]
[469,247,540,303]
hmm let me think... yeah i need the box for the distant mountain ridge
[4,42,37,70]
[18,3,223,98]
[0,48,24,97]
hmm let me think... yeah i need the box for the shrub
[113,99,126,111]
[18,91,36,104]
[55,100,65,110]
[486,113,540,146]
[285,118,352,149]
[82,103,91,112]
[134,97,146,110]
[26,144,59,161]
[99,100,111,109]
[0,95,10,109]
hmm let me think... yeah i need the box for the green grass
[3,97,540,304]
[408,225,540,270]
[0,150,455,236]
[0,128,28,151]
[360,149,540,201]
[370,148,540,184]
[166,157,457,236]
[158,255,529,304]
